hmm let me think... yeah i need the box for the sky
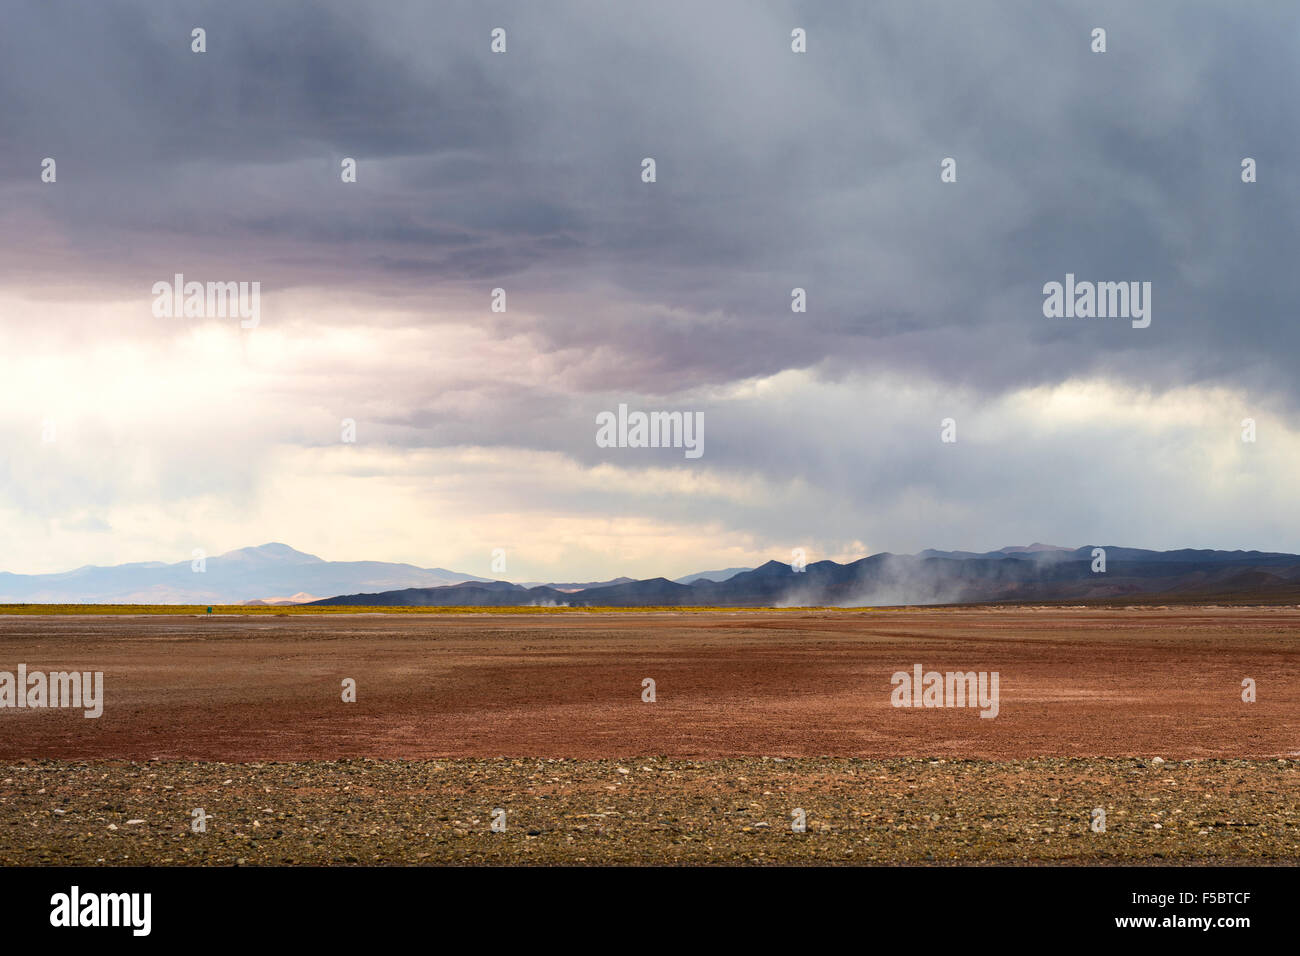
[1,0,1298,580]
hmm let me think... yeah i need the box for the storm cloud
[1,1,1296,578]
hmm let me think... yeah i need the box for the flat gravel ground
[0,608,1296,760]
[2,757,1296,865]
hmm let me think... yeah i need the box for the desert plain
[0,606,1296,864]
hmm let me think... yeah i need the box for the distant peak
[216,543,324,563]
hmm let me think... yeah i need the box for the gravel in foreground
[1,758,1296,865]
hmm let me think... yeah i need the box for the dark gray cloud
[2,0,1298,571]
[3,0,1295,405]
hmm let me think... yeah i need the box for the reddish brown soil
[0,608,1295,761]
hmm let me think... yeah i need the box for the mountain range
[311,545,1300,608]
[0,543,488,604]
[5,543,1299,607]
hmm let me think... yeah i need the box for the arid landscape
[5,4,1296,940]
[1,607,1296,864]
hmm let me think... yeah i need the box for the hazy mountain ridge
[7,543,1299,606]
[0,543,489,604]
[673,567,752,585]
[311,546,1300,608]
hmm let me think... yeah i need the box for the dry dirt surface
[0,607,1295,761]
[2,608,1297,865]
[0,757,1295,865]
